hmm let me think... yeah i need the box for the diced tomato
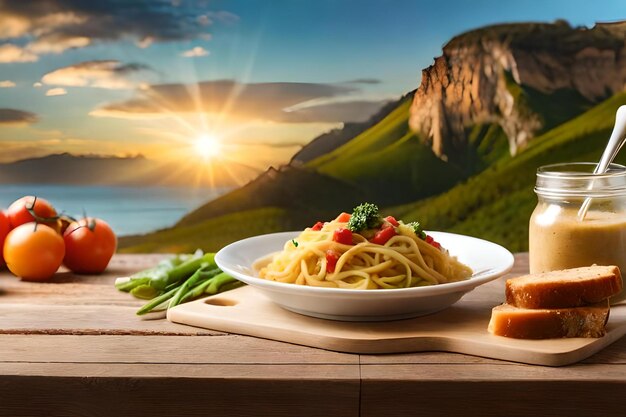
[384,216,399,227]
[311,221,324,231]
[370,226,397,245]
[325,250,339,273]
[425,234,441,249]
[333,228,353,245]
[335,212,351,223]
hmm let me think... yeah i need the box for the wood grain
[0,365,360,417]
[0,253,624,417]
[360,379,625,417]
[0,254,223,335]
[0,303,224,335]
[0,334,358,364]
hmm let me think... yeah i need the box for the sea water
[0,184,228,236]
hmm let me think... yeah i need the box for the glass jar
[529,162,626,303]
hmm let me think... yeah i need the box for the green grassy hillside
[503,70,592,132]
[306,95,511,205]
[290,93,415,164]
[307,98,464,204]
[393,92,626,252]
[176,165,367,227]
[308,97,417,167]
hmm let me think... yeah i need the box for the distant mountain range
[0,153,247,187]
[0,153,149,185]
[113,19,625,252]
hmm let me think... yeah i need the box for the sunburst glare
[194,134,222,160]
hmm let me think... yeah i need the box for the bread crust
[505,265,622,309]
[488,301,610,339]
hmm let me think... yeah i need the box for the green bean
[126,251,242,316]
[180,278,214,304]
[153,253,216,290]
[130,284,159,300]
[164,280,182,291]
[216,280,245,293]
[205,272,238,295]
[169,267,221,308]
[136,286,180,316]
[120,254,185,291]
[178,273,243,304]
[115,277,150,292]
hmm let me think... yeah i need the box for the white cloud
[89,79,379,123]
[0,80,16,88]
[0,15,30,38]
[0,44,38,63]
[33,82,42,88]
[0,3,237,62]
[41,60,151,89]
[45,87,68,96]
[181,46,210,58]
[28,35,90,54]
[36,12,87,29]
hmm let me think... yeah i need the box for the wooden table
[0,254,624,417]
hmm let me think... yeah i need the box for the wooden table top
[1,253,624,417]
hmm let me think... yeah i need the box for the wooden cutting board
[167,283,626,366]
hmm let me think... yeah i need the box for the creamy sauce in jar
[529,163,626,304]
[530,205,626,302]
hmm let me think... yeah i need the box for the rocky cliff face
[410,21,626,159]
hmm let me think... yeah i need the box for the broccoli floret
[347,203,382,232]
[407,221,427,239]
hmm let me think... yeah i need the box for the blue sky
[0,0,624,179]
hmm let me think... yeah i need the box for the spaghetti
[256,205,472,289]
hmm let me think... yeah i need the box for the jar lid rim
[536,163,626,197]
[537,162,626,180]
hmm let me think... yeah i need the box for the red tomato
[370,226,397,245]
[335,212,351,223]
[332,228,353,245]
[3,223,65,281]
[0,211,10,266]
[311,221,324,231]
[384,216,399,227]
[63,218,117,274]
[7,196,58,229]
[425,235,442,250]
[325,250,340,273]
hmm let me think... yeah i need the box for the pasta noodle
[255,211,473,290]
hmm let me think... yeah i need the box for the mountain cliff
[410,21,625,160]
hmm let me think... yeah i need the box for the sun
[193,134,222,160]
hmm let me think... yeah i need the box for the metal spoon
[578,105,626,219]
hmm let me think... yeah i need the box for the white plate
[215,231,514,321]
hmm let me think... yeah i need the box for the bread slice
[488,302,610,339]
[505,265,622,309]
